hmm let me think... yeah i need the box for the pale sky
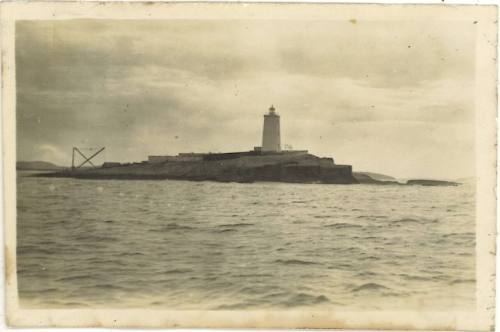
[16,19,476,179]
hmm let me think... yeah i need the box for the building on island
[148,105,308,163]
[52,104,356,184]
[262,105,281,152]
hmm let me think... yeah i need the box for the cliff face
[211,162,355,183]
[38,153,358,184]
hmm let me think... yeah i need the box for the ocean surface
[17,171,476,310]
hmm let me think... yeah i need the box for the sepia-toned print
[2,2,497,330]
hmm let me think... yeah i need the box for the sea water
[16,171,476,310]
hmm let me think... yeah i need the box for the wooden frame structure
[71,147,105,170]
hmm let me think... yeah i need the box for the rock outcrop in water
[353,172,400,185]
[354,172,396,182]
[353,173,461,186]
[406,179,460,186]
[36,152,358,184]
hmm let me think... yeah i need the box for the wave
[163,268,193,274]
[36,241,56,246]
[362,236,380,240]
[275,259,321,266]
[443,232,475,238]
[280,293,331,307]
[238,285,276,295]
[117,252,144,257]
[359,255,381,261]
[92,283,124,290]
[392,218,419,223]
[328,263,353,269]
[261,291,289,300]
[352,282,389,292]
[150,223,195,232]
[216,228,237,233]
[357,271,377,277]
[218,223,254,228]
[392,217,438,224]
[324,223,362,229]
[214,301,261,310]
[36,287,59,294]
[86,258,128,266]
[450,278,475,285]
[397,273,433,282]
[57,275,94,282]
[17,246,56,255]
[149,301,165,306]
[233,273,273,278]
[356,215,388,219]
[61,301,89,307]
[73,235,118,242]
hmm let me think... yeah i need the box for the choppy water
[17,171,476,310]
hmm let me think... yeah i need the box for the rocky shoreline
[24,155,461,187]
[32,153,359,184]
[353,173,460,186]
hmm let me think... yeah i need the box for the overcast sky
[16,19,476,179]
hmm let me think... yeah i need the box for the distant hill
[354,172,396,182]
[16,161,63,171]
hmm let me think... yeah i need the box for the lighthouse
[262,105,281,152]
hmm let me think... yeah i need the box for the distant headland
[24,105,460,186]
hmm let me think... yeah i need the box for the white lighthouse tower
[262,105,281,152]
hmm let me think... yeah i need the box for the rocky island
[29,106,459,186]
[33,106,360,184]
[37,150,358,184]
